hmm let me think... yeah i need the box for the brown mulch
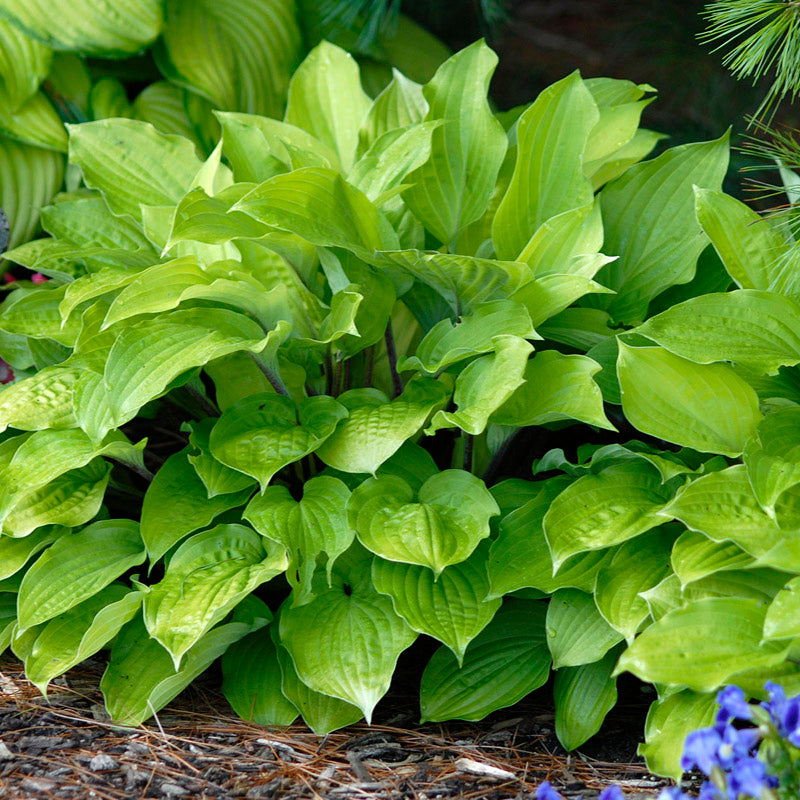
[0,657,674,800]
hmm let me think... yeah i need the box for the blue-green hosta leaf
[554,646,620,751]
[144,524,286,668]
[635,291,800,375]
[279,546,417,721]
[348,470,498,575]
[493,71,598,261]
[210,393,347,490]
[14,586,143,695]
[156,0,301,120]
[543,461,674,570]
[764,576,800,640]
[695,187,788,291]
[546,589,623,669]
[102,609,266,726]
[615,597,790,692]
[426,336,533,435]
[398,300,535,374]
[0,364,82,433]
[0,16,50,109]
[371,541,501,665]
[17,519,144,630]
[316,379,449,475]
[141,448,255,563]
[104,308,269,427]
[592,133,729,324]
[492,350,614,431]
[618,343,762,457]
[67,119,203,222]
[284,41,370,172]
[244,475,354,606]
[639,690,719,781]
[0,286,81,346]
[670,531,755,586]
[594,527,677,642]
[419,599,551,722]
[488,479,612,598]
[402,41,507,244]
[221,622,299,726]
[0,524,63,580]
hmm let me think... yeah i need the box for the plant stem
[184,382,219,417]
[342,357,353,394]
[248,352,290,396]
[384,321,403,398]
[364,344,375,388]
[324,348,334,397]
[110,458,153,484]
[462,433,474,473]
[482,428,521,486]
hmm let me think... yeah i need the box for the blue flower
[762,681,800,747]
[598,787,623,800]
[681,727,722,774]
[657,788,690,800]
[726,756,775,798]
[697,782,724,800]
[716,685,753,724]
[536,781,564,800]
[715,723,760,770]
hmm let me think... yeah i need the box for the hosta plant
[3,36,800,779]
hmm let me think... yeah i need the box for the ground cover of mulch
[0,657,680,800]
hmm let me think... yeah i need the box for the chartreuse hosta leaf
[0,285,82,346]
[616,597,790,692]
[209,393,347,490]
[670,531,755,586]
[156,0,301,119]
[419,599,551,722]
[592,133,729,324]
[594,527,677,642]
[279,545,417,721]
[0,364,82,433]
[427,336,534,436]
[618,343,762,457]
[0,594,16,653]
[244,476,354,606]
[141,448,254,563]
[398,300,536,374]
[16,520,144,631]
[183,419,256,498]
[764,576,800,641]
[144,524,286,668]
[635,291,800,375]
[102,604,266,726]
[542,461,673,569]
[639,690,719,781]
[0,525,64,581]
[493,71,598,261]
[349,470,498,576]
[554,646,621,751]
[588,128,665,190]
[492,350,614,431]
[371,541,500,665]
[13,585,143,696]
[316,379,449,475]
[0,16,50,110]
[546,589,623,669]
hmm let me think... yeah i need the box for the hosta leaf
[764,574,800,640]
[67,119,203,221]
[210,393,347,490]
[635,291,800,375]
[17,520,144,630]
[184,419,256,498]
[0,364,81,433]
[132,82,206,151]
[144,524,286,668]
[141,448,254,563]
[398,300,535,374]
[349,470,498,575]
[419,599,551,722]
[546,589,623,669]
[0,524,63,580]
[593,133,729,324]
[0,86,66,151]
[316,379,449,475]
[618,343,762,457]
[671,530,755,585]
[156,0,301,119]
[542,461,673,570]
[615,597,790,691]
[244,475,354,606]
[493,71,598,261]
[371,541,501,665]
[102,610,265,726]
[587,128,665,190]
[554,647,620,751]
[402,41,507,244]
[695,187,787,291]
[279,546,417,720]
[0,286,81,346]
[492,350,614,431]
[104,308,269,427]
[358,70,427,154]
[15,586,143,695]
[0,594,17,652]
[594,527,676,642]
[0,16,50,109]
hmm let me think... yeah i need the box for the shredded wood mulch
[0,657,673,800]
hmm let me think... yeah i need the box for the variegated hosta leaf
[143,524,286,668]
[279,546,417,721]
[348,469,499,576]
[0,17,51,110]
[315,378,449,475]
[16,519,144,630]
[244,475,353,606]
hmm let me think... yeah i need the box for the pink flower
[0,359,14,385]
[30,273,48,284]
[3,272,16,283]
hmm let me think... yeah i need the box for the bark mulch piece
[0,657,672,800]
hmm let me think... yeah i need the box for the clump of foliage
[4,33,800,780]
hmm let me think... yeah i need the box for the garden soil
[0,656,676,800]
